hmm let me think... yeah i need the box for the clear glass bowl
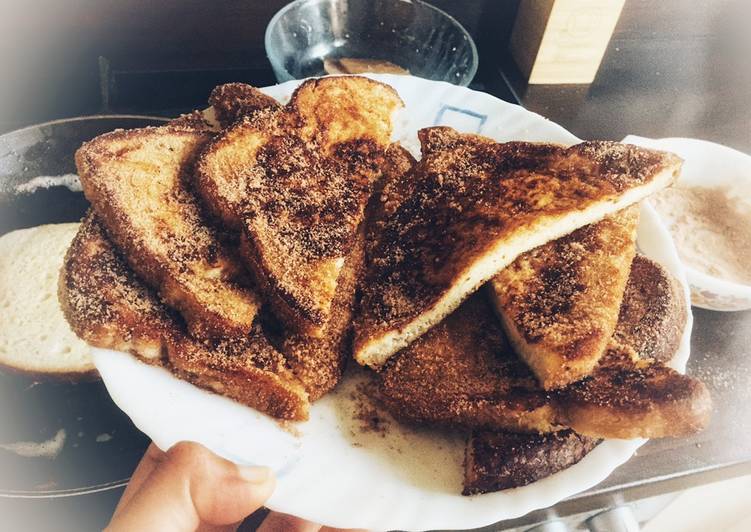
[265,0,478,86]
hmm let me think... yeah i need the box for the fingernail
[237,465,272,484]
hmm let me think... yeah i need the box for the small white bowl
[623,135,751,311]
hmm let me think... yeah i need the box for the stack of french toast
[58,76,711,495]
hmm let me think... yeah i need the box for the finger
[107,441,275,531]
[258,512,321,532]
[113,443,166,517]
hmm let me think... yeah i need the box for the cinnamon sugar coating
[464,429,598,495]
[59,212,309,420]
[75,125,261,339]
[491,207,640,389]
[378,255,709,439]
[209,83,280,128]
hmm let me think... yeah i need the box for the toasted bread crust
[208,83,280,128]
[355,128,682,368]
[378,254,709,439]
[76,125,261,339]
[558,348,711,439]
[365,143,418,253]
[463,430,599,495]
[555,256,707,438]
[272,146,410,398]
[59,213,309,420]
[491,207,640,389]
[168,327,310,420]
[60,212,176,363]
[196,76,403,336]
[194,109,280,231]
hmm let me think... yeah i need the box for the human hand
[108,442,367,532]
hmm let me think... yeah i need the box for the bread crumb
[351,381,391,437]
[276,420,302,438]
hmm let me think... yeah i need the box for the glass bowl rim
[264,0,479,86]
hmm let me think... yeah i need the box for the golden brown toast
[354,127,682,368]
[75,125,261,339]
[365,143,417,258]
[269,145,410,399]
[555,347,707,439]
[59,212,309,420]
[378,291,562,433]
[378,255,711,439]
[490,207,640,390]
[59,212,177,363]
[265,145,414,399]
[463,243,689,493]
[463,429,599,495]
[368,142,417,209]
[196,76,403,336]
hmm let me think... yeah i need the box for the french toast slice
[463,429,599,495]
[264,145,415,399]
[59,212,178,363]
[378,255,711,439]
[610,253,688,364]
[208,82,280,128]
[196,76,403,336]
[59,212,309,420]
[378,292,560,433]
[269,144,410,399]
[75,125,261,339]
[354,127,682,368]
[490,207,640,390]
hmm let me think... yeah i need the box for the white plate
[93,74,693,531]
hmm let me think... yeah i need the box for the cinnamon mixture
[650,185,751,285]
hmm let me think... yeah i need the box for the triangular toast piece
[378,255,710,439]
[196,76,403,336]
[610,252,689,364]
[355,127,682,368]
[265,144,410,399]
[277,223,366,400]
[378,291,560,432]
[490,206,640,389]
[59,212,309,420]
[75,125,260,339]
[463,429,599,495]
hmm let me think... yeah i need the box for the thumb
[108,441,275,531]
